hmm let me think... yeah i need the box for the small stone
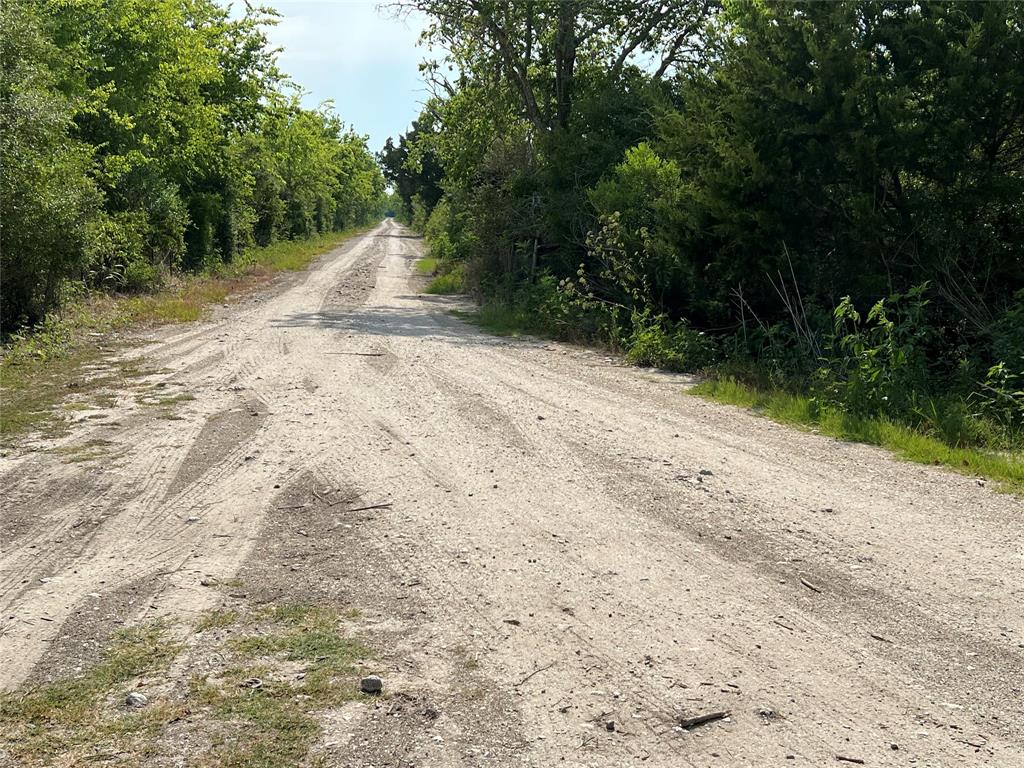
[699,469,713,476]
[361,675,383,694]
[605,721,616,732]
[186,516,200,523]
[125,691,148,709]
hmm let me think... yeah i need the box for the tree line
[383,0,1023,446]
[1,0,385,330]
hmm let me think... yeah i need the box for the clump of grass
[52,437,124,464]
[197,610,240,632]
[426,263,466,295]
[453,301,550,337]
[415,256,439,275]
[693,377,1024,494]
[0,623,180,766]
[136,392,195,407]
[195,602,371,767]
[0,603,370,768]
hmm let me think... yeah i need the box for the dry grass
[0,604,372,768]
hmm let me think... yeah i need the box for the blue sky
[258,1,431,154]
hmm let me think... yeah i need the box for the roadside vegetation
[0,229,362,442]
[383,0,1024,485]
[1,0,385,334]
[0,603,371,767]
[1,0,384,441]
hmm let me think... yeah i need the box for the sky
[257,1,432,154]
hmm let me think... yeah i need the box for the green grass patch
[0,603,371,767]
[197,610,240,632]
[195,603,371,768]
[415,256,439,276]
[0,352,151,443]
[235,228,364,274]
[453,301,551,337]
[425,263,466,295]
[135,392,195,407]
[693,377,1024,494]
[0,623,181,766]
[51,437,124,464]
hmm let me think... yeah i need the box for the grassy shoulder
[453,301,553,337]
[0,228,365,443]
[453,299,1023,495]
[415,254,466,295]
[0,601,371,767]
[414,256,438,276]
[693,377,1023,494]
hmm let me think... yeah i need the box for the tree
[1,0,99,327]
[394,0,714,132]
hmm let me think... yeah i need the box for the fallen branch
[344,502,393,513]
[800,577,822,593]
[678,710,730,729]
[835,756,865,765]
[516,661,556,687]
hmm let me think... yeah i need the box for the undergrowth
[426,263,467,295]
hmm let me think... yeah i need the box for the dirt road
[1,219,1021,766]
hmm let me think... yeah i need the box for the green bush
[813,285,932,418]
[625,316,719,373]
[426,264,466,295]
[0,0,100,329]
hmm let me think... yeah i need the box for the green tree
[1,0,100,327]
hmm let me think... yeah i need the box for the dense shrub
[0,0,386,334]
